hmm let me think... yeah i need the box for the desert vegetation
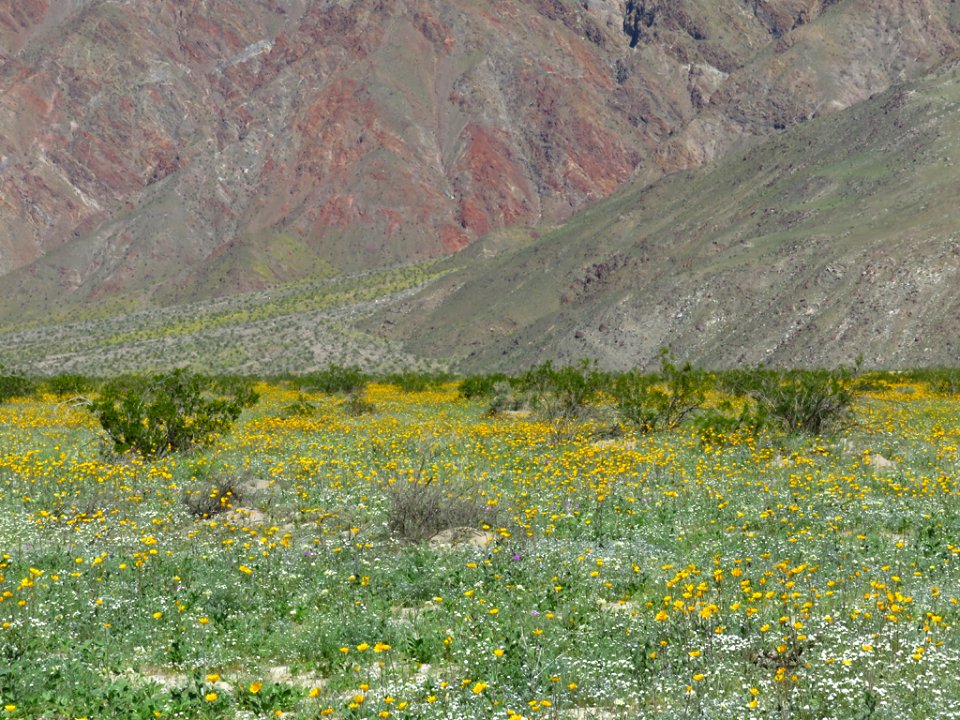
[0,365,958,718]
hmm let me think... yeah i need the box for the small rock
[502,409,532,419]
[591,438,637,451]
[428,527,494,549]
[240,477,274,493]
[868,454,896,469]
[227,507,268,525]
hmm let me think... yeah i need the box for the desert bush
[458,373,510,400]
[282,392,318,418]
[182,477,240,519]
[909,368,960,396]
[720,365,858,435]
[611,349,707,433]
[0,366,35,403]
[384,371,452,393]
[301,364,368,395]
[385,478,499,542]
[693,400,766,446]
[516,360,606,420]
[90,369,259,457]
[44,373,91,398]
[343,388,376,415]
[482,379,527,417]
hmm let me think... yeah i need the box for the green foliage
[208,374,260,406]
[901,368,960,396]
[481,379,526,417]
[928,370,960,396]
[0,365,34,403]
[516,360,606,420]
[384,370,452,393]
[458,373,510,400]
[385,478,498,543]
[721,365,859,435]
[235,681,301,715]
[300,364,368,395]
[44,373,91,398]
[90,370,259,457]
[182,476,240,519]
[611,349,707,433]
[282,392,318,418]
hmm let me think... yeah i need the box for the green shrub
[301,364,368,395]
[90,369,259,457]
[384,371,451,393]
[0,365,34,403]
[44,373,91,398]
[721,365,858,435]
[482,380,526,417]
[610,349,707,433]
[458,373,509,400]
[914,368,960,396]
[283,392,318,418]
[516,360,606,420]
[694,401,764,446]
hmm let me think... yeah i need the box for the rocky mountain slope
[2,0,958,324]
[373,59,960,370]
[3,57,960,375]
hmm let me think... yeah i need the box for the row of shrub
[1,364,455,402]
[2,361,959,459]
[459,353,876,438]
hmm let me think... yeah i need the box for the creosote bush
[282,392,318,418]
[482,380,526,418]
[611,349,707,434]
[44,373,91,398]
[182,477,240,519]
[458,373,510,400]
[515,360,606,420]
[383,371,452,393]
[300,364,368,395]
[385,478,499,543]
[721,364,859,435]
[0,365,35,403]
[90,369,259,457]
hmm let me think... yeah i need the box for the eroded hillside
[371,60,960,370]
[2,0,957,321]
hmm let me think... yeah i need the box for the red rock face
[0,0,956,312]
[0,0,48,50]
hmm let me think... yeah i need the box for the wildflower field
[1,377,959,719]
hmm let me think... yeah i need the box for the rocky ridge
[2,0,958,321]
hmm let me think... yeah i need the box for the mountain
[2,0,958,316]
[372,59,960,371]
[0,0,958,372]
